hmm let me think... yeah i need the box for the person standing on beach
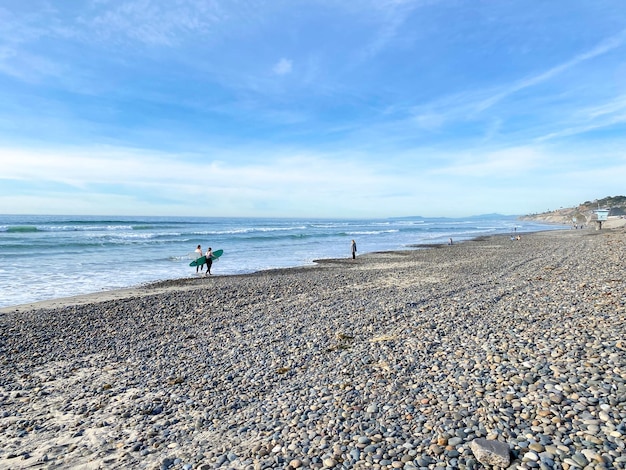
[351,239,357,259]
[205,247,213,276]
[194,244,203,273]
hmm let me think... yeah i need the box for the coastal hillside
[520,195,626,226]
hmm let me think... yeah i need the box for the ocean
[0,214,564,308]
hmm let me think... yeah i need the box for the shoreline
[1,220,623,315]
[0,231,538,315]
[1,215,557,314]
[1,227,625,469]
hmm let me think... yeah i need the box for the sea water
[0,214,564,308]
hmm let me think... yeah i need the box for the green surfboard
[189,249,223,267]
[189,256,206,267]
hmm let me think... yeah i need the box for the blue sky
[1,0,625,218]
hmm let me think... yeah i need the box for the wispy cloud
[0,1,227,52]
[475,29,626,113]
[374,29,626,147]
[360,10,406,59]
[0,46,64,83]
[433,147,544,178]
[357,0,433,60]
[586,94,626,120]
[536,94,626,142]
[85,0,226,46]
[536,114,626,142]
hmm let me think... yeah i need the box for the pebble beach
[1,228,625,470]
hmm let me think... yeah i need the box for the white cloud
[0,145,389,216]
[2,140,625,218]
[273,58,293,76]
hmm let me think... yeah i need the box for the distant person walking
[351,239,357,259]
[194,244,203,273]
[205,247,213,276]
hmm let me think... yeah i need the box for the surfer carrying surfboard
[205,247,213,276]
[189,248,223,272]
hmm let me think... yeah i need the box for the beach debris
[326,331,355,352]
[335,332,354,341]
[369,334,397,342]
[470,438,511,467]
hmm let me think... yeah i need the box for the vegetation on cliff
[520,195,626,225]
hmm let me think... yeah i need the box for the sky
[1,0,626,218]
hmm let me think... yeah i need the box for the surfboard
[210,249,224,260]
[188,249,223,266]
[189,256,206,267]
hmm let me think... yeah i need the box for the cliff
[519,195,626,227]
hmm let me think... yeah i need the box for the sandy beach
[1,228,625,469]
